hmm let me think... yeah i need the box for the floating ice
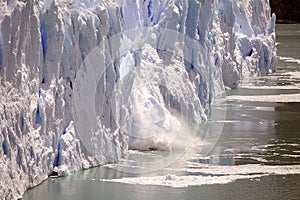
[103,164,300,188]
[278,56,300,64]
[226,94,300,103]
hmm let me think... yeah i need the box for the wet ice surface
[22,24,300,200]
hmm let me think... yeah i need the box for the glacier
[0,0,276,199]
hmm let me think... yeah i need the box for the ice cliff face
[0,0,276,199]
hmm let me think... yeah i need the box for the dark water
[23,24,300,200]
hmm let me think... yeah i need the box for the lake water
[23,24,300,200]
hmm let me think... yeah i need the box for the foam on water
[278,56,300,64]
[282,71,300,79]
[102,164,300,188]
[238,85,300,90]
[226,94,300,103]
[103,174,264,187]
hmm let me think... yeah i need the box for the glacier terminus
[0,0,277,199]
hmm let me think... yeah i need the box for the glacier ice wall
[0,0,276,199]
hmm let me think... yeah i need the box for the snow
[0,0,276,199]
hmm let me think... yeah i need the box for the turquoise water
[23,24,300,200]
